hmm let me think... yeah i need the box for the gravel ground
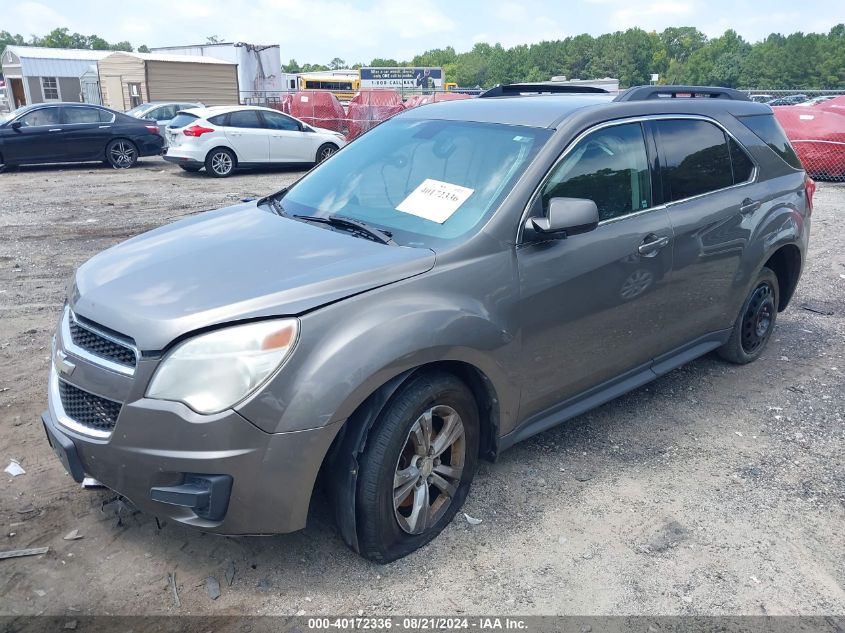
[0,160,843,616]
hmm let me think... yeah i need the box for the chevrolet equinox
[42,85,813,562]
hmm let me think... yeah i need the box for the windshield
[280,118,551,247]
[125,103,153,117]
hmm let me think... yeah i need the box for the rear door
[516,120,676,420]
[222,110,269,164]
[61,106,114,160]
[3,106,65,163]
[650,117,758,348]
[261,110,314,162]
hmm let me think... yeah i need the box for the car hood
[71,202,435,350]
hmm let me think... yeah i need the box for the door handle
[638,234,670,256]
[49,128,62,132]
[739,198,761,215]
[98,125,111,129]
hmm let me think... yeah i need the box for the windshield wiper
[293,214,396,246]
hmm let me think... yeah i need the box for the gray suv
[42,85,813,563]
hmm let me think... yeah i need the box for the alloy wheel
[319,146,335,161]
[393,405,466,535]
[110,142,136,168]
[211,151,233,175]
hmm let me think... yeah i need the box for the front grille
[69,318,136,368]
[59,380,121,433]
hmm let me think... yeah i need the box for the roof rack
[614,85,749,102]
[479,83,609,98]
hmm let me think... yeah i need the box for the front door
[10,78,26,108]
[4,106,65,163]
[222,109,269,164]
[261,110,314,162]
[516,121,675,420]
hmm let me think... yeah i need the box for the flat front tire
[718,267,779,364]
[354,372,479,563]
[205,148,235,177]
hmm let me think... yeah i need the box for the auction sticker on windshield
[396,179,475,224]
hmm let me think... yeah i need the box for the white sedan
[163,105,347,177]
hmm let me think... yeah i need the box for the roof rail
[479,83,609,98]
[614,85,750,102]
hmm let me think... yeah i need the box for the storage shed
[1,46,111,109]
[97,51,239,110]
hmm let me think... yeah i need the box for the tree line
[3,25,843,89]
[286,25,845,89]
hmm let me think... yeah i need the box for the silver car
[42,85,812,562]
[126,101,204,137]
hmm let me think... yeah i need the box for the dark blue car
[0,102,164,170]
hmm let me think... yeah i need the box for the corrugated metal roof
[4,46,112,61]
[104,51,235,65]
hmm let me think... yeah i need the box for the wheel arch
[205,145,238,166]
[763,243,802,311]
[319,359,501,553]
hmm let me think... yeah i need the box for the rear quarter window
[168,113,199,129]
[738,114,803,170]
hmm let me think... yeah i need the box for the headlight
[146,319,298,414]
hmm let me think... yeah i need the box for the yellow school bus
[298,74,360,102]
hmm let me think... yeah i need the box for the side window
[227,110,263,129]
[19,107,61,127]
[656,119,733,201]
[98,109,115,123]
[63,106,101,124]
[540,122,652,222]
[156,105,178,120]
[41,77,59,100]
[208,113,228,126]
[729,138,754,183]
[262,111,300,131]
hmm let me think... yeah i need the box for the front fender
[237,274,522,435]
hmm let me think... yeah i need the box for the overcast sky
[7,0,844,63]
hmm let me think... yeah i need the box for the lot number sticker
[396,179,475,224]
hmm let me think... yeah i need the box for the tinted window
[227,110,262,128]
[739,114,803,169]
[63,106,101,124]
[208,114,228,126]
[98,109,115,123]
[541,122,652,222]
[656,120,733,201]
[262,111,300,131]
[18,107,61,127]
[168,113,198,129]
[729,138,754,183]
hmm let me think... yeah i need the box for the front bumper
[43,367,342,534]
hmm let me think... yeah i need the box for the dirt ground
[0,159,843,617]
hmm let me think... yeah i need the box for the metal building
[0,46,111,109]
[97,51,239,109]
[150,42,283,102]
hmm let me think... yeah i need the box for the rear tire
[205,147,235,177]
[179,164,202,172]
[354,371,479,563]
[105,139,138,169]
[718,267,779,364]
[316,143,338,163]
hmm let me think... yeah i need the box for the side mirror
[526,197,599,239]
[11,120,22,131]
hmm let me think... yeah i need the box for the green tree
[283,58,301,73]
[328,57,346,70]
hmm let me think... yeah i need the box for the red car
[773,96,845,180]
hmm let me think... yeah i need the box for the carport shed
[97,51,239,110]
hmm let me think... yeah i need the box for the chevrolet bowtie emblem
[55,349,76,377]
